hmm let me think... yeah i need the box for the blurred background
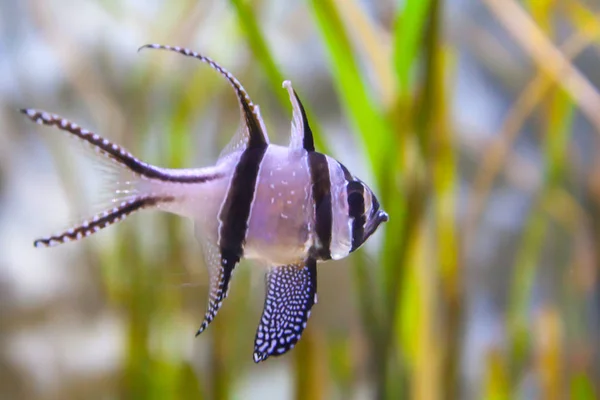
[1,0,599,399]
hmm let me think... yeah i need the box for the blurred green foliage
[3,0,600,399]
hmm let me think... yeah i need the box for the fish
[20,44,389,363]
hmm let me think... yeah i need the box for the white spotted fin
[253,259,317,363]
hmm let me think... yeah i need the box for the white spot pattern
[253,260,317,363]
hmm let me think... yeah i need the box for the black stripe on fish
[197,146,267,336]
[337,161,353,181]
[138,44,269,149]
[20,109,223,183]
[218,146,268,261]
[33,195,173,248]
[291,90,315,152]
[347,181,366,252]
[204,147,267,334]
[308,153,332,260]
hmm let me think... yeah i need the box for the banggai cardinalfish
[21,44,388,363]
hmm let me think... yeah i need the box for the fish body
[21,44,388,363]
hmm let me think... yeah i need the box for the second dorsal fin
[283,80,315,152]
[139,44,269,153]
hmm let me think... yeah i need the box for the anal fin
[253,258,318,363]
[194,228,240,336]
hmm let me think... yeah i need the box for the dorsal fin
[139,44,269,151]
[283,80,315,152]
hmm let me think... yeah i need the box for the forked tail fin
[20,108,220,247]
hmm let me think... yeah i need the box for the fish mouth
[363,210,389,242]
[377,210,389,223]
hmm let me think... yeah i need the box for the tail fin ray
[20,109,221,183]
[33,195,173,248]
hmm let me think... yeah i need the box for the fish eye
[347,181,364,207]
[371,193,380,215]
